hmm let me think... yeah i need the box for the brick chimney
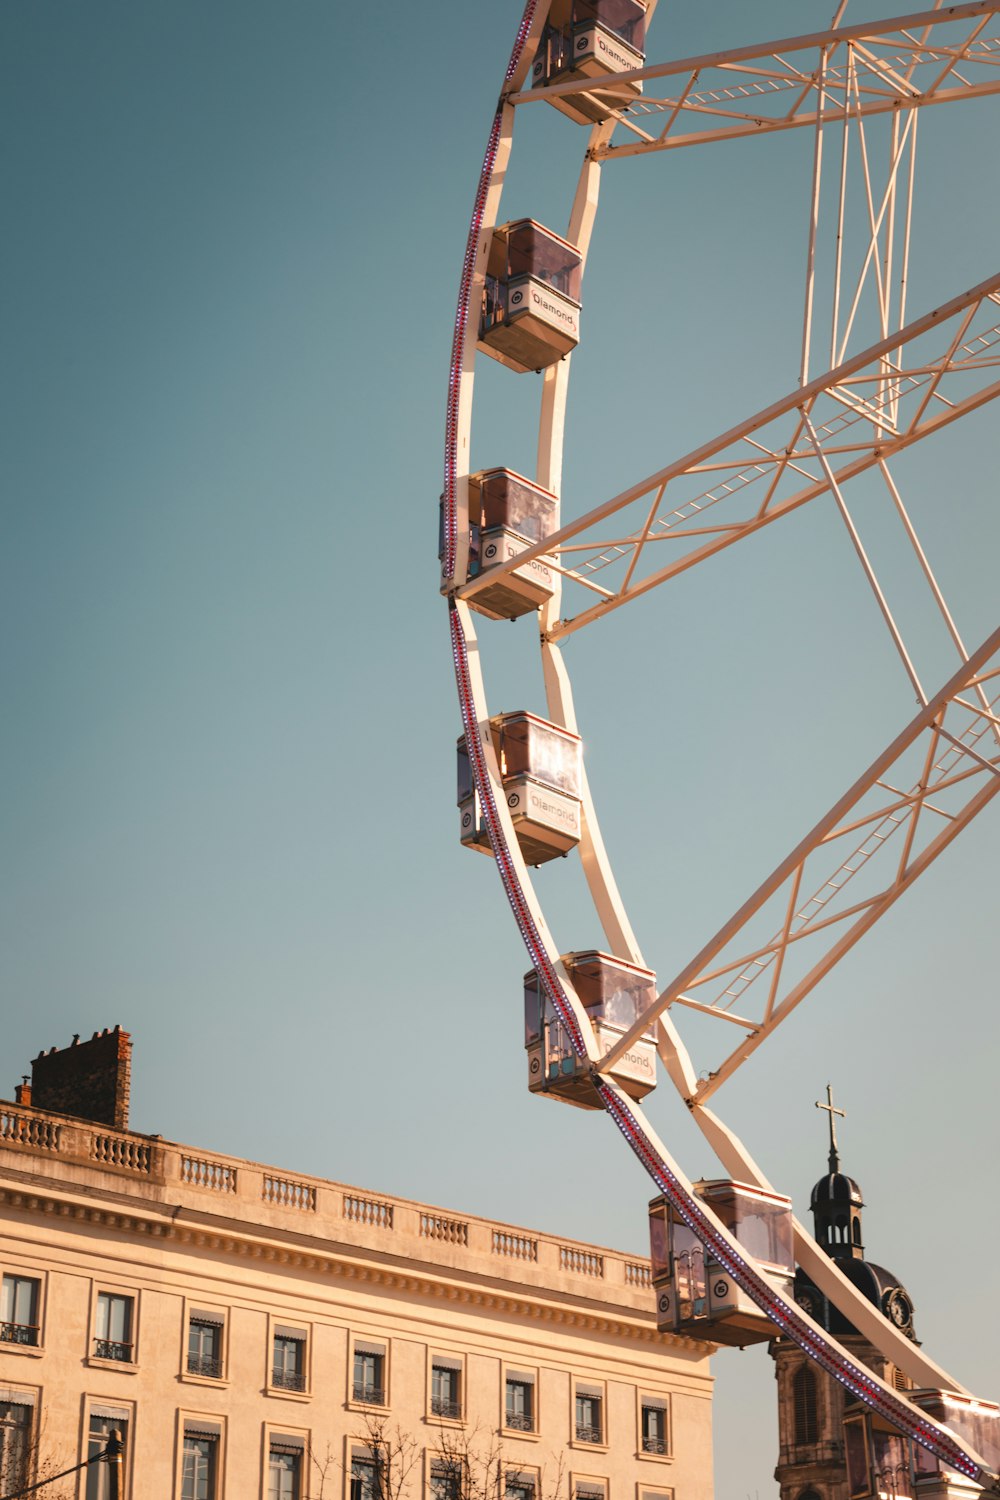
[29,1027,132,1130]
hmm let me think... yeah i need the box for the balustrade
[0,1101,655,1305]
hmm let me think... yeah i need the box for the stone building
[0,1029,714,1499]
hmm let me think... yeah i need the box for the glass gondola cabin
[842,1404,915,1500]
[458,711,581,865]
[524,950,657,1109]
[465,468,558,619]
[648,1181,795,1346]
[908,1392,1000,1490]
[842,1392,1000,1498]
[479,221,582,373]
[532,0,647,124]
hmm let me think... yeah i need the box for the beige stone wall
[0,1102,714,1499]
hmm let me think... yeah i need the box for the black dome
[841,1258,907,1305]
[811,1171,864,1209]
[794,1259,917,1340]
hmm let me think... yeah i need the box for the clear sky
[1,4,997,1497]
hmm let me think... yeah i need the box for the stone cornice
[0,1178,709,1356]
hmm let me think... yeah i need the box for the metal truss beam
[458,273,1000,638]
[597,626,1000,1090]
[509,3,1000,157]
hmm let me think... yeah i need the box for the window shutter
[0,1392,36,1410]
[185,1421,222,1440]
[271,1433,306,1454]
[89,1404,128,1422]
[793,1365,818,1445]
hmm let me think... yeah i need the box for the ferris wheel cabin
[524,950,658,1108]
[465,468,558,619]
[907,1392,1000,1492]
[648,1181,795,1347]
[842,1391,1000,1499]
[532,0,647,123]
[479,221,582,373]
[842,1404,913,1500]
[458,711,582,864]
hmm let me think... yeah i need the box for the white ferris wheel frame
[442,1,1000,1489]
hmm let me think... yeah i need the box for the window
[505,1372,535,1433]
[430,1460,463,1500]
[506,1472,536,1500]
[574,1482,606,1500]
[187,1312,224,1379]
[0,1401,32,1495]
[431,1358,462,1420]
[353,1341,386,1405]
[640,1398,669,1456]
[575,1385,604,1445]
[793,1365,818,1446]
[272,1328,307,1394]
[85,1408,129,1500]
[95,1292,134,1362]
[269,1436,305,1500]
[181,1424,220,1500]
[351,1452,384,1500]
[0,1275,39,1347]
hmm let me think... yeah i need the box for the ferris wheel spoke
[801,410,927,703]
[597,626,1000,1093]
[507,4,1000,156]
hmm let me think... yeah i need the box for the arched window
[852,1219,862,1245]
[793,1364,818,1445]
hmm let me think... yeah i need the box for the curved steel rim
[441,4,997,1487]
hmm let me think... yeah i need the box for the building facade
[0,1030,714,1499]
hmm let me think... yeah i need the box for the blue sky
[2,4,998,1495]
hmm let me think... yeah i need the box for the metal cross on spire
[815,1082,846,1174]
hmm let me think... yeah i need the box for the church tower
[771,1087,917,1500]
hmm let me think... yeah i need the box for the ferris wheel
[441,1,1000,1490]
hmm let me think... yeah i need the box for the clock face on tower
[796,1289,819,1319]
[886,1288,912,1328]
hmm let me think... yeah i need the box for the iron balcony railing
[575,1424,603,1444]
[0,1322,38,1347]
[353,1382,385,1405]
[95,1338,133,1362]
[431,1396,463,1420]
[272,1367,307,1392]
[641,1437,666,1455]
[505,1411,534,1432]
[187,1353,223,1379]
